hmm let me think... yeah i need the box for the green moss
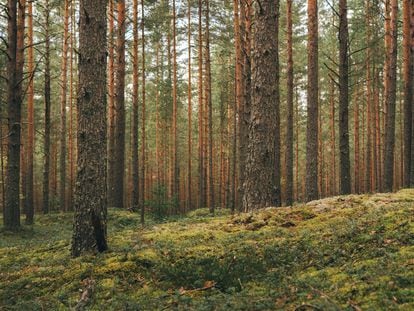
[1,190,414,310]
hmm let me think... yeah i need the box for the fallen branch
[74,278,95,311]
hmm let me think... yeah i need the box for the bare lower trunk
[242,0,280,211]
[306,0,319,201]
[71,0,108,257]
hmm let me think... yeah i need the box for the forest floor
[0,190,413,310]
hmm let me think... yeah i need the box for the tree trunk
[25,0,35,224]
[140,0,146,223]
[365,0,373,193]
[306,0,319,201]
[198,0,205,208]
[354,95,360,193]
[242,0,280,211]
[43,0,51,215]
[187,0,193,211]
[274,0,281,206]
[107,0,115,207]
[205,0,214,213]
[403,0,413,187]
[239,0,252,209]
[172,0,179,207]
[113,0,126,208]
[68,0,76,211]
[131,0,139,211]
[411,0,414,186]
[338,0,351,194]
[59,0,69,212]
[384,0,398,192]
[71,0,108,257]
[232,0,240,211]
[4,0,21,230]
[286,0,294,206]
[329,81,336,195]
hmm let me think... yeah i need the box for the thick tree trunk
[4,0,21,230]
[306,0,319,201]
[113,0,126,208]
[71,0,108,257]
[384,0,398,192]
[242,0,280,211]
[339,0,351,194]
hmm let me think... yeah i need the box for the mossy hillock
[1,190,413,310]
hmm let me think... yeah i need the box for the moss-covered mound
[1,190,413,310]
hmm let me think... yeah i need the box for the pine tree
[384,0,398,192]
[71,0,108,257]
[286,0,294,206]
[242,0,280,211]
[339,0,351,194]
[113,0,126,208]
[306,0,319,201]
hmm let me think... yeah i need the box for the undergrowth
[0,190,413,310]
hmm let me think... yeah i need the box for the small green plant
[145,184,176,220]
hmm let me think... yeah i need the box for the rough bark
[71,0,108,257]
[306,0,319,201]
[242,0,280,211]
[4,0,21,230]
[338,0,351,194]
